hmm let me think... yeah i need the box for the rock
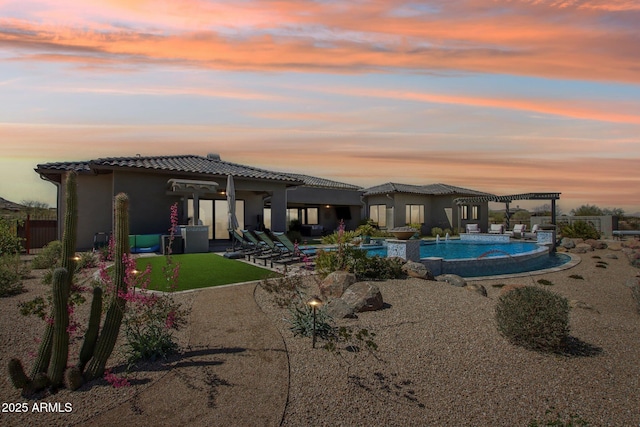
[466,283,487,297]
[575,243,594,252]
[607,243,622,251]
[560,238,576,249]
[555,246,567,252]
[402,261,434,280]
[499,284,526,296]
[604,253,618,260]
[319,271,357,299]
[569,247,588,254]
[325,298,357,319]
[624,277,640,289]
[436,274,467,287]
[341,281,384,312]
[585,239,607,250]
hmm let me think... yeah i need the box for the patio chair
[272,232,317,258]
[253,230,290,266]
[231,230,261,255]
[242,230,275,262]
[507,224,526,238]
[488,224,504,234]
[466,224,481,233]
[524,224,539,240]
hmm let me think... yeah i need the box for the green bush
[0,217,22,256]
[315,246,404,280]
[0,254,29,297]
[286,230,304,245]
[560,221,600,240]
[351,255,405,280]
[495,286,570,352]
[431,227,443,237]
[321,230,359,244]
[31,240,62,269]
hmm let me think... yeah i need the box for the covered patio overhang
[454,192,561,230]
[167,179,221,224]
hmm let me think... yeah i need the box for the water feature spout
[445,233,450,241]
[436,235,440,243]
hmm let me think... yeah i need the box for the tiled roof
[284,173,362,190]
[0,197,25,211]
[363,182,493,197]
[36,155,302,183]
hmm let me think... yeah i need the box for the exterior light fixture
[325,205,330,208]
[307,296,323,348]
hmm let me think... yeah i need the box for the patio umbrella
[226,174,240,250]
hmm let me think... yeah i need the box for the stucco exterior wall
[74,173,113,251]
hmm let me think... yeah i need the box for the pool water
[365,240,541,259]
[363,240,572,278]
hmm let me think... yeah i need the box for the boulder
[560,238,576,249]
[341,281,384,312]
[569,299,598,312]
[575,243,594,252]
[466,283,487,297]
[607,243,622,251]
[436,274,467,288]
[604,253,618,260]
[325,298,357,319]
[319,271,357,299]
[402,261,434,280]
[569,247,588,254]
[585,239,607,250]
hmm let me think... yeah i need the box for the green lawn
[135,253,277,291]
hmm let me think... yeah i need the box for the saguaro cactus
[47,268,70,388]
[77,286,103,372]
[84,192,130,381]
[25,171,78,387]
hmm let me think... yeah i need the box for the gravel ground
[254,245,640,426]
[1,242,639,427]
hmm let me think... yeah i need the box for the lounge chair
[524,224,539,240]
[488,224,504,234]
[273,232,316,258]
[253,230,294,266]
[242,230,276,262]
[466,224,481,234]
[231,230,261,254]
[507,224,526,238]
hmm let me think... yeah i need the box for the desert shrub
[0,217,22,255]
[350,255,404,280]
[0,254,29,297]
[560,221,600,240]
[31,240,62,269]
[321,230,359,244]
[261,274,306,308]
[288,303,335,340]
[286,230,304,245]
[76,251,99,269]
[430,227,443,237]
[495,286,570,352]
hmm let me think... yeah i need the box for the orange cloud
[1,1,639,83]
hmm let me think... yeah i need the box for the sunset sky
[1,0,639,214]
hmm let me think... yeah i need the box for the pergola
[454,192,561,231]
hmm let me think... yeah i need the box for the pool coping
[462,252,581,281]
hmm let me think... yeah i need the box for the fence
[16,213,58,254]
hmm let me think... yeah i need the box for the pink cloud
[1,1,639,82]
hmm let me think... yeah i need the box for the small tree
[570,204,603,216]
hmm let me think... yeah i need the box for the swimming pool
[363,240,572,278]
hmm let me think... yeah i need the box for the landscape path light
[307,296,323,348]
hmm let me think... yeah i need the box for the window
[472,205,479,220]
[306,208,318,225]
[369,204,387,228]
[461,205,469,220]
[287,207,319,225]
[405,205,424,225]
